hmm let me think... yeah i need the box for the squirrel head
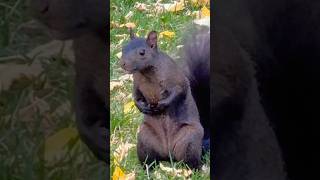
[120,30,158,73]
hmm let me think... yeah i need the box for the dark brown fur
[28,0,108,163]
[120,31,203,169]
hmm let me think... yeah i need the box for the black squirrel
[120,30,204,169]
[28,0,109,164]
[214,0,320,179]
[183,26,287,179]
[134,27,286,179]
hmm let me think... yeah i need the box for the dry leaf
[116,52,123,59]
[123,100,136,114]
[193,17,210,27]
[113,166,125,180]
[125,11,134,20]
[119,74,133,82]
[154,1,185,14]
[200,6,210,17]
[111,21,120,28]
[115,34,128,38]
[160,31,175,39]
[113,142,135,166]
[134,2,149,11]
[110,81,124,91]
[126,172,136,180]
[120,22,136,29]
[165,1,185,12]
[44,127,78,162]
[182,169,193,177]
[153,170,163,179]
[159,163,175,173]
[201,164,210,174]
[159,163,193,178]
[191,0,210,6]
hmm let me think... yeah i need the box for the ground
[110,0,210,179]
[0,0,105,179]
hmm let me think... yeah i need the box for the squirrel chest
[133,73,166,105]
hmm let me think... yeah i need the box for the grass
[110,0,210,179]
[0,0,106,179]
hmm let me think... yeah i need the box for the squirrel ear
[146,31,157,49]
[129,28,136,40]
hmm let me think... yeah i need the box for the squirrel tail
[181,28,210,152]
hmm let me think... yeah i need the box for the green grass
[110,0,210,179]
[0,0,106,179]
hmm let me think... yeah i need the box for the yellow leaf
[44,127,78,162]
[119,22,136,29]
[200,6,210,18]
[160,31,175,39]
[113,166,125,180]
[167,1,185,12]
[191,0,210,7]
[123,100,135,114]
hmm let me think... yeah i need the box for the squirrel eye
[139,49,145,56]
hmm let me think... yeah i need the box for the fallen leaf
[160,31,175,39]
[153,170,163,179]
[115,34,128,38]
[154,1,185,14]
[120,22,136,29]
[201,164,210,174]
[113,166,125,180]
[126,172,136,180]
[159,163,193,178]
[110,81,124,91]
[116,52,122,59]
[44,127,78,162]
[111,21,120,28]
[159,163,174,173]
[182,169,193,177]
[166,1,185,12]
[200,6,210,17]
[123,100,136,114]
[191,0,210,7]
[113,142,135,166]
[119,74,133,82]
[125,11,134,20]
[134,2,149,11]
[193,17,210,27]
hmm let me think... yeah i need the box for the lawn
[110,0,210,179]
[0,0,105,179]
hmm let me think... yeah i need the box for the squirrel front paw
[154,99,170,112]
[135,99,154,114]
